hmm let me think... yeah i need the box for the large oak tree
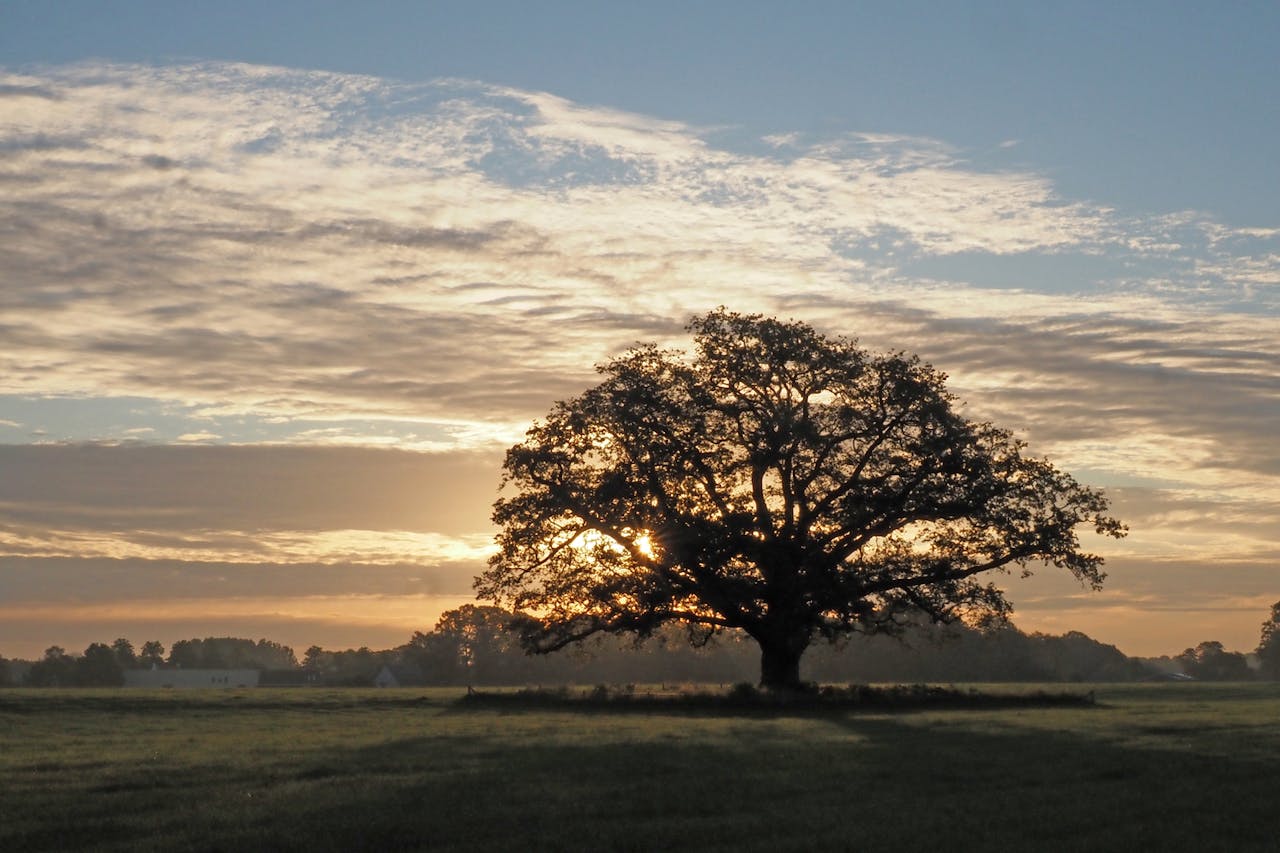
[477,309,1125,690]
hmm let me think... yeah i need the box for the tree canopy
[1177,640,1252,681]
[167,637,298,670]
[481,309,1126,688]
[1257,601,1280,680]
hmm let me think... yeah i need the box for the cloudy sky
[1,2,1277,659]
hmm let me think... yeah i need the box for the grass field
[2,683,1278,852]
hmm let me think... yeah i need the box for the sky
[0,1,1277,660]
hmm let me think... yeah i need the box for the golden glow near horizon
[0,594,479,660]
[0,60,1276,660]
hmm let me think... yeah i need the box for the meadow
[2,683,1278,852]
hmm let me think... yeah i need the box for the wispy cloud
[9,61,1268,439]
[175,431,221,443]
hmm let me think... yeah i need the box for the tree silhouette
[139,640,166,668]
[27,646,76,686]
[167,637,298,670]
[77,642,125,686]
[1257,602,1280,680]
[111,638,137,669]
[478,309,1125,690]
[429,604,527,685]
[24,645,79,686]
[1178,640,1252,681]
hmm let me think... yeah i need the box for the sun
[573,528,660,563]
[633,532,658,561]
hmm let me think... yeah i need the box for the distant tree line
[8,637,298,687]
[4,600,1280,687]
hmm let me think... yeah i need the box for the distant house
[1141,671,1197,682]
[373,664,424,688]
[123,668,260,688]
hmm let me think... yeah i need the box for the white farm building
[123,669,260,688]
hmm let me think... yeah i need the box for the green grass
[2,683,1279,851]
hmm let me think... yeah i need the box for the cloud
[0,555,480,602]
[0,526,494,567]
[2,61,1271,470]
[0,61,1176,433]
[0,60,1276,656]
[0,82,63,100]
[176,431,221,443]
[0,444,500,537]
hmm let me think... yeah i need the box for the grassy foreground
[2,683,1278,852]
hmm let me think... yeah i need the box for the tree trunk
[757,634,809,692]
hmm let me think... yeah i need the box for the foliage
[138,640,166,668]
[111,638,137,669]
[302,645,396,686]
[76,643,125,687]
[806,623,1151,683]
[395,608,757,687]
[167,637,298,670]
[1177,640,1253,681]
[480,309,1125,688]
[404,604,536,685]
[23,644,123,687]
[1257,601,1280,680]
[393,606,1155,686]
[24,646,77,687]
[14,601,1274,689]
